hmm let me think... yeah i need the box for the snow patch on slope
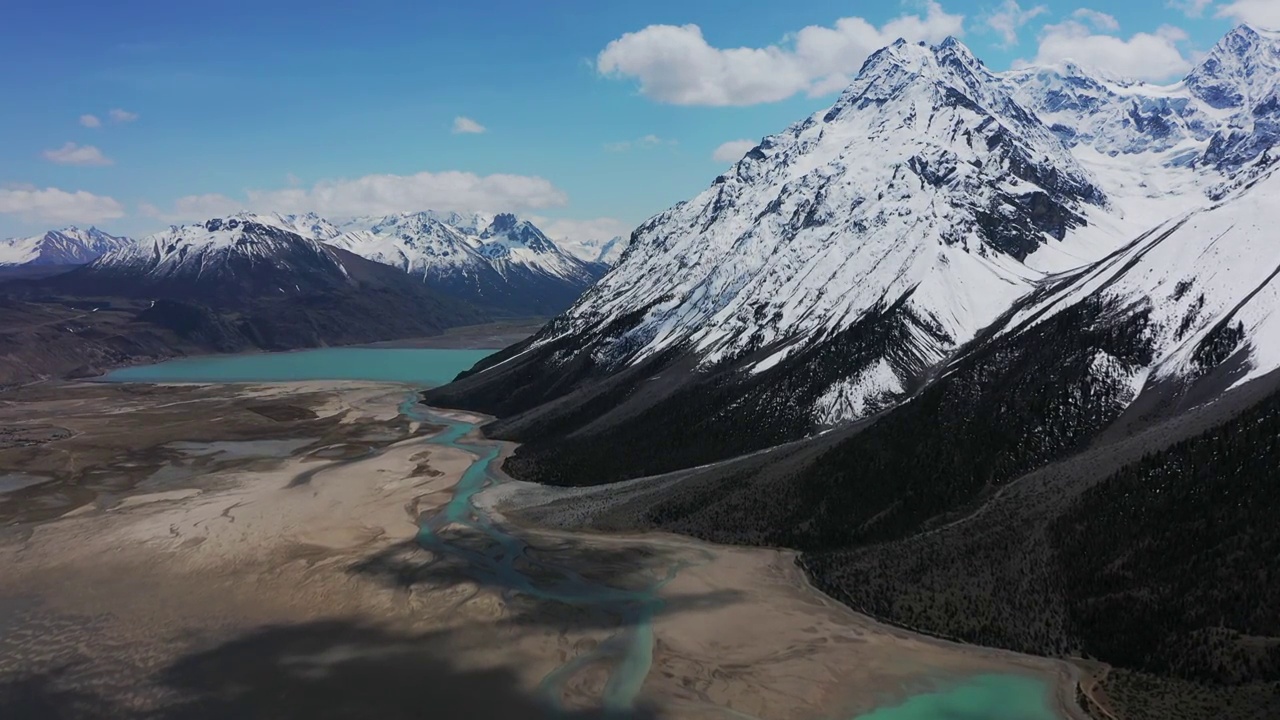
[1007,163,1280,395]
[813,358,904,425]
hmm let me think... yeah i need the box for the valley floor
[0,381,1089,719]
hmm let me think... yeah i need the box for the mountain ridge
[425,28,1280,718]
[0,226,132,266]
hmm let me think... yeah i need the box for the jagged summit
[328,210,604,315]
[1003,23,1280,173]
[1189,24,1280,108]
[549,34,1105,386]
[480,213,560,256]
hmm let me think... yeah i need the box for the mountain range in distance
[425,24,1280,720]
[0,210,622,384]
[0,210,626,316]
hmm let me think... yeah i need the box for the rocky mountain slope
[430,24,1280,454]
[0,226,132,266]
[426,25,1280,720]
[488,161,1280,720]
[426,35,1137,462]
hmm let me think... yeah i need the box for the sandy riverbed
[0,381,1091,719]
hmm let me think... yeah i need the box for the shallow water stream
[404,395,1061,720]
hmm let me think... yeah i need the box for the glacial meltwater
[108,347,1064,720]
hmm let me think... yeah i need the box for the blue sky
[0,0,1271,242]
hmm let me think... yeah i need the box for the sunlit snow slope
[437,25,1280,439]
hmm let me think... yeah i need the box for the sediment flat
[0,381,1090,719]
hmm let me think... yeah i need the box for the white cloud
[984,1,1048,47]
[108,108,139,123]
[1167,0,1213,18]
[1019,16,1192,81]
[0,186,125,224]
[604,134,676,152]
[452,116,487,134]
[596,1,965,106]
[42,142,113,166]
[1071,8,1121,32]
[137,202,164,218]
[79,114,102,128]
[1216,0,1280,27]
[148,170,569,222]
[712,139,758,163]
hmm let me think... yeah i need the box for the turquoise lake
[101,348,495,386]
[851,673,1058,720]
[105,347,1065,720]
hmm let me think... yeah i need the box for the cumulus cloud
[1018,14,1192,81]
[452,116,487,134]
[108,108,139,123]
[42,142,113,166]
[79,114,102,128]
[711,139,758,163]
[596,1,965,105]
[1167,0,1213,18]
[604,134,675,152]
[1216,0,1280,27]
[0,186,125,224]
[984,1,1048,47]
[146,170,569,222]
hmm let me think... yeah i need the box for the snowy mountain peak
[1186,24,1280,110]
[522,33,1118,424]
[326,210,604,314]
[225,211,342,241]
[94,217,346,285]
[935,34,984,70]
[480,213,559,256]
[0,226,132,266]
[365,211,462,238]
[555,235,628,265]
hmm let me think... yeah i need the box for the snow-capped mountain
[451,36,1113,421]
[242,211,343,241]
[422,29,1280,712]
[1003,25,1280,183]
[87,216,354,299]
[555,235,628,265]
[1000,154,1280,403]
[30,215,484,349]
[0,226,132,266]
[426,25,1280,485]
[329,211,605,315]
